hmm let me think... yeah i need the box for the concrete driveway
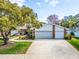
[25,40,79,59]
[0,40,79,59]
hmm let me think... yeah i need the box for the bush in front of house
[64,34,71,40]
[32,35,35,39]
[70,32,75,36]
[70,31,75,39]
[65,32,75,40]
[75,37,79,39]
[18,35,27,40]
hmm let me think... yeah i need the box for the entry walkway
[25,40,79,59]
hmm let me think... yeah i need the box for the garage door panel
[55,31,64,39]
[35,31,52,39]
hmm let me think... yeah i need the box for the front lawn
[68,38,79,50]
[0,39,32,54]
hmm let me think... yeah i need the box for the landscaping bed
[68,38,79,50]
[0,39,32,54]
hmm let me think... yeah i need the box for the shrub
[64,34,71,40]
[18,35,27,40]
[70,32,75,36]
[75,37,79,39]
[32,35,35,40]
[70,32,75,38]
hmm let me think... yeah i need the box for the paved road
[25,40,79,59]
[0,40,79,59]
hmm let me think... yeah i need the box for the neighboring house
[73,27,79,37]
[35,23,69,39]
[11,24,34,36]
[11,30,18,35]
[11,25,27,35]
[74,30,79,37]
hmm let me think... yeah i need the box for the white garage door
[55,31,64,39]
[35,31,52,39]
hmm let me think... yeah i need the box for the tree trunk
[3,37,9,45]
[1,31,9,45]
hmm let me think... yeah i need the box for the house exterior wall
[11,30,18,35]
[75,31,79,37]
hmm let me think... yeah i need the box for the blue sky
[10,0,79,22]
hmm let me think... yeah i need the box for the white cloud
[9,0,26,7]
[37,2,41,7]
[49,0,59,7]
[45,0,49,3]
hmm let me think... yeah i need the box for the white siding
[35,24,52,31]
[55,25,64,31]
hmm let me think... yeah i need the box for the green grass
[68,38,79,50]
[0,39,32,54]
[0,38,4,44]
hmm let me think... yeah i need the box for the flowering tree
[47,14,59,24]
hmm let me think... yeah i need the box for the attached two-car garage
[35,24,65,39]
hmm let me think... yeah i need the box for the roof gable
[35,24,52,31]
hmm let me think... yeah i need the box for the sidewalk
[0,54,25,59]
